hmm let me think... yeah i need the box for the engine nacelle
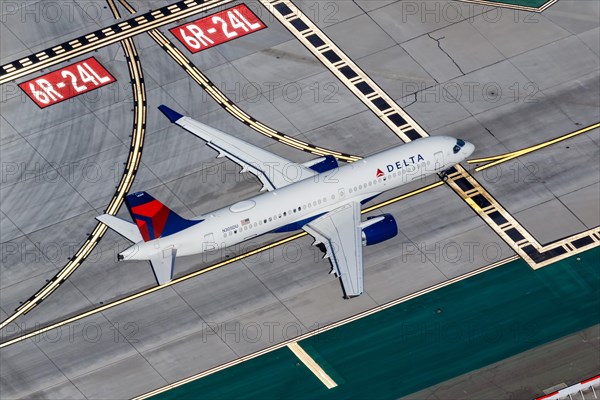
[360,214,398,246]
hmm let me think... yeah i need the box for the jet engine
[359,214,398,246]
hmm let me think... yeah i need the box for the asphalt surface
[151,247,600,399]
[0,0,598,398]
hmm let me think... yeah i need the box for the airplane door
[203,233,216,252]
[434,151,445,171]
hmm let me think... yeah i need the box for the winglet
[158,105,184,123]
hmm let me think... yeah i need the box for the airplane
[97,105,474,298]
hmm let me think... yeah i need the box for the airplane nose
[462,142,475,158]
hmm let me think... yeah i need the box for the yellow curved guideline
[0,0,147,331]
[118,0,361,163]
[1,120,594,344]
[0,180,443,349]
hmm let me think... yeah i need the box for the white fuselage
[120,136,474,260]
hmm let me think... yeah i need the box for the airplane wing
[158,105,317,191]
[303,201,364,298]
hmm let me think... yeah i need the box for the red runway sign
[19,57,116,108]
[170,4,266,53]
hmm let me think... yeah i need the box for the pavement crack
[402,92,418,109]
[484,126,497,139]
[428,34,466,76]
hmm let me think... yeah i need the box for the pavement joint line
[261,1,424,142]
[0,2,148,332]
[1,0,595,353]
[0,180,441,347]
[456,0,559,12]
[469,123,600,168]
[3,121,589,338]
[287,342,338,389]
[115,0,360,163]
[132,254,521,399]
[262,0,599,270]
[0,0,235,85]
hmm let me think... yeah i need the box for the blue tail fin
[125,191,201,242]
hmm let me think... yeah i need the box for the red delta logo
[375,168,384,177]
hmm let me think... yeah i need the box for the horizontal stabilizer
[150,247,176,285]
[96,214,143,243]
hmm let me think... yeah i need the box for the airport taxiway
[1,0,598,398]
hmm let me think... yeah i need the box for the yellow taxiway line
[0,0,148,332]
[469,122,600,171]
[117,0,360,163]
[2,0,597,342]
[0,0,234,85]
[262,0,598,270]
[287,342,338,389]
[0,182,439,348]
[133,255,519,399]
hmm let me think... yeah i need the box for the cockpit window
[453,138,466,154]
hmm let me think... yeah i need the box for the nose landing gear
[438,170,450,182]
